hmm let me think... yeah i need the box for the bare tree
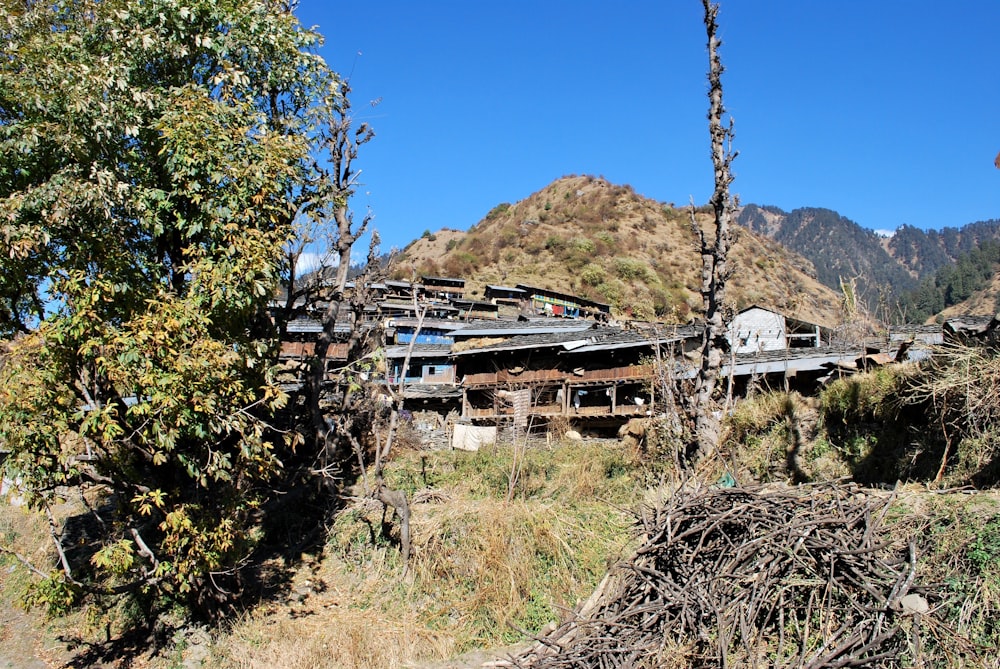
[689,0,738,462]
[292,80,423,563]
[324,81,376,297]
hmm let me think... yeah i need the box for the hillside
[393,176,844,327]
[889,219,1000,277]
[739,204,1000,316]
[737,204,918,309]
[937,270,1000,320]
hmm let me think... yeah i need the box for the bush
[544,236,566,252]
[580,264,606,287]
[613,257,652,283]
[486,202,511,220]
[596,280,626,308]
[820,366,906,424]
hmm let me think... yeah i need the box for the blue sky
[295,1,1000,253]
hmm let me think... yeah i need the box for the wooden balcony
[463,364,654,388]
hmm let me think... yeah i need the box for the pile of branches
[509,482,974,668]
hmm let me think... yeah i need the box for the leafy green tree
[0,0,341,616]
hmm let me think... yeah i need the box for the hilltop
[392,176,844,326]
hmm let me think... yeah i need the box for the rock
[898,593,929,615]
[565,430,583,441]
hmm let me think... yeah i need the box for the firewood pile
[507,482,973,668]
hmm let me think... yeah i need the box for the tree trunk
[690,0,737,462]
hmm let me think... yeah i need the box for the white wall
[729,307,786,354]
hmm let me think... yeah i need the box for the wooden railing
[464,364,654,388]
[467,403,650,419]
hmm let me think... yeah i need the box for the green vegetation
[485,202,512,220]
[580,264,607,287]
[0,0,340,619]
[720,349,1000,489]
[613,257,653,282]
[897,240,1000,322]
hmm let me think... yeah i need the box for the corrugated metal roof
[390,317,467,331]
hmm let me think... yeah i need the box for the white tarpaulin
[451,424,497,452]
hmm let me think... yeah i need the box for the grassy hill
[393,175,844,326]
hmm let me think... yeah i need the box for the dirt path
[403,642,532,669]
[0,604,63,669]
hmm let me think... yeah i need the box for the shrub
[580,264,606,287]
[613,257,652,283]
[486,202,511,220]
[442,252,478,277]
[596,280,626,308]
[544,236,566,252]
[820,366,907,424]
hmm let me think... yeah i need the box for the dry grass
[721,391,849,483]
[905,343,1000,483]
[209,440,641,669]
[392,175,844,325]
[216,605,455,669]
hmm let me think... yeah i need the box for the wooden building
[514,284,612,321]
[385,344,455,385]
[453,325,700,427]
[450,298,499,320]
[420,276,466,300]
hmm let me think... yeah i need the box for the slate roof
[485,284,526,294]
[286,318,353,334]
[400,384,464,400]
[564,326,703,353]
[450,329,595,355]
[719,346,867,378]
[384,344,453,359]
[944,315,997,335]
[453,318,597,338]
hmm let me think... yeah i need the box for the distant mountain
[888,220,1000,278]
[737,205,917,309]
[737,204,1000,317]
[896,240,1000,322]
[393,176,845,326]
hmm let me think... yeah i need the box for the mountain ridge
[738,203,1000,316]
[389,176,998,326]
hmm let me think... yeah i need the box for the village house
[452,322,702,429]
[274,271,951,436]
[514,284,612,321]
[450,298,500,320]
[420,275,466,300]
[727,305,829,354]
